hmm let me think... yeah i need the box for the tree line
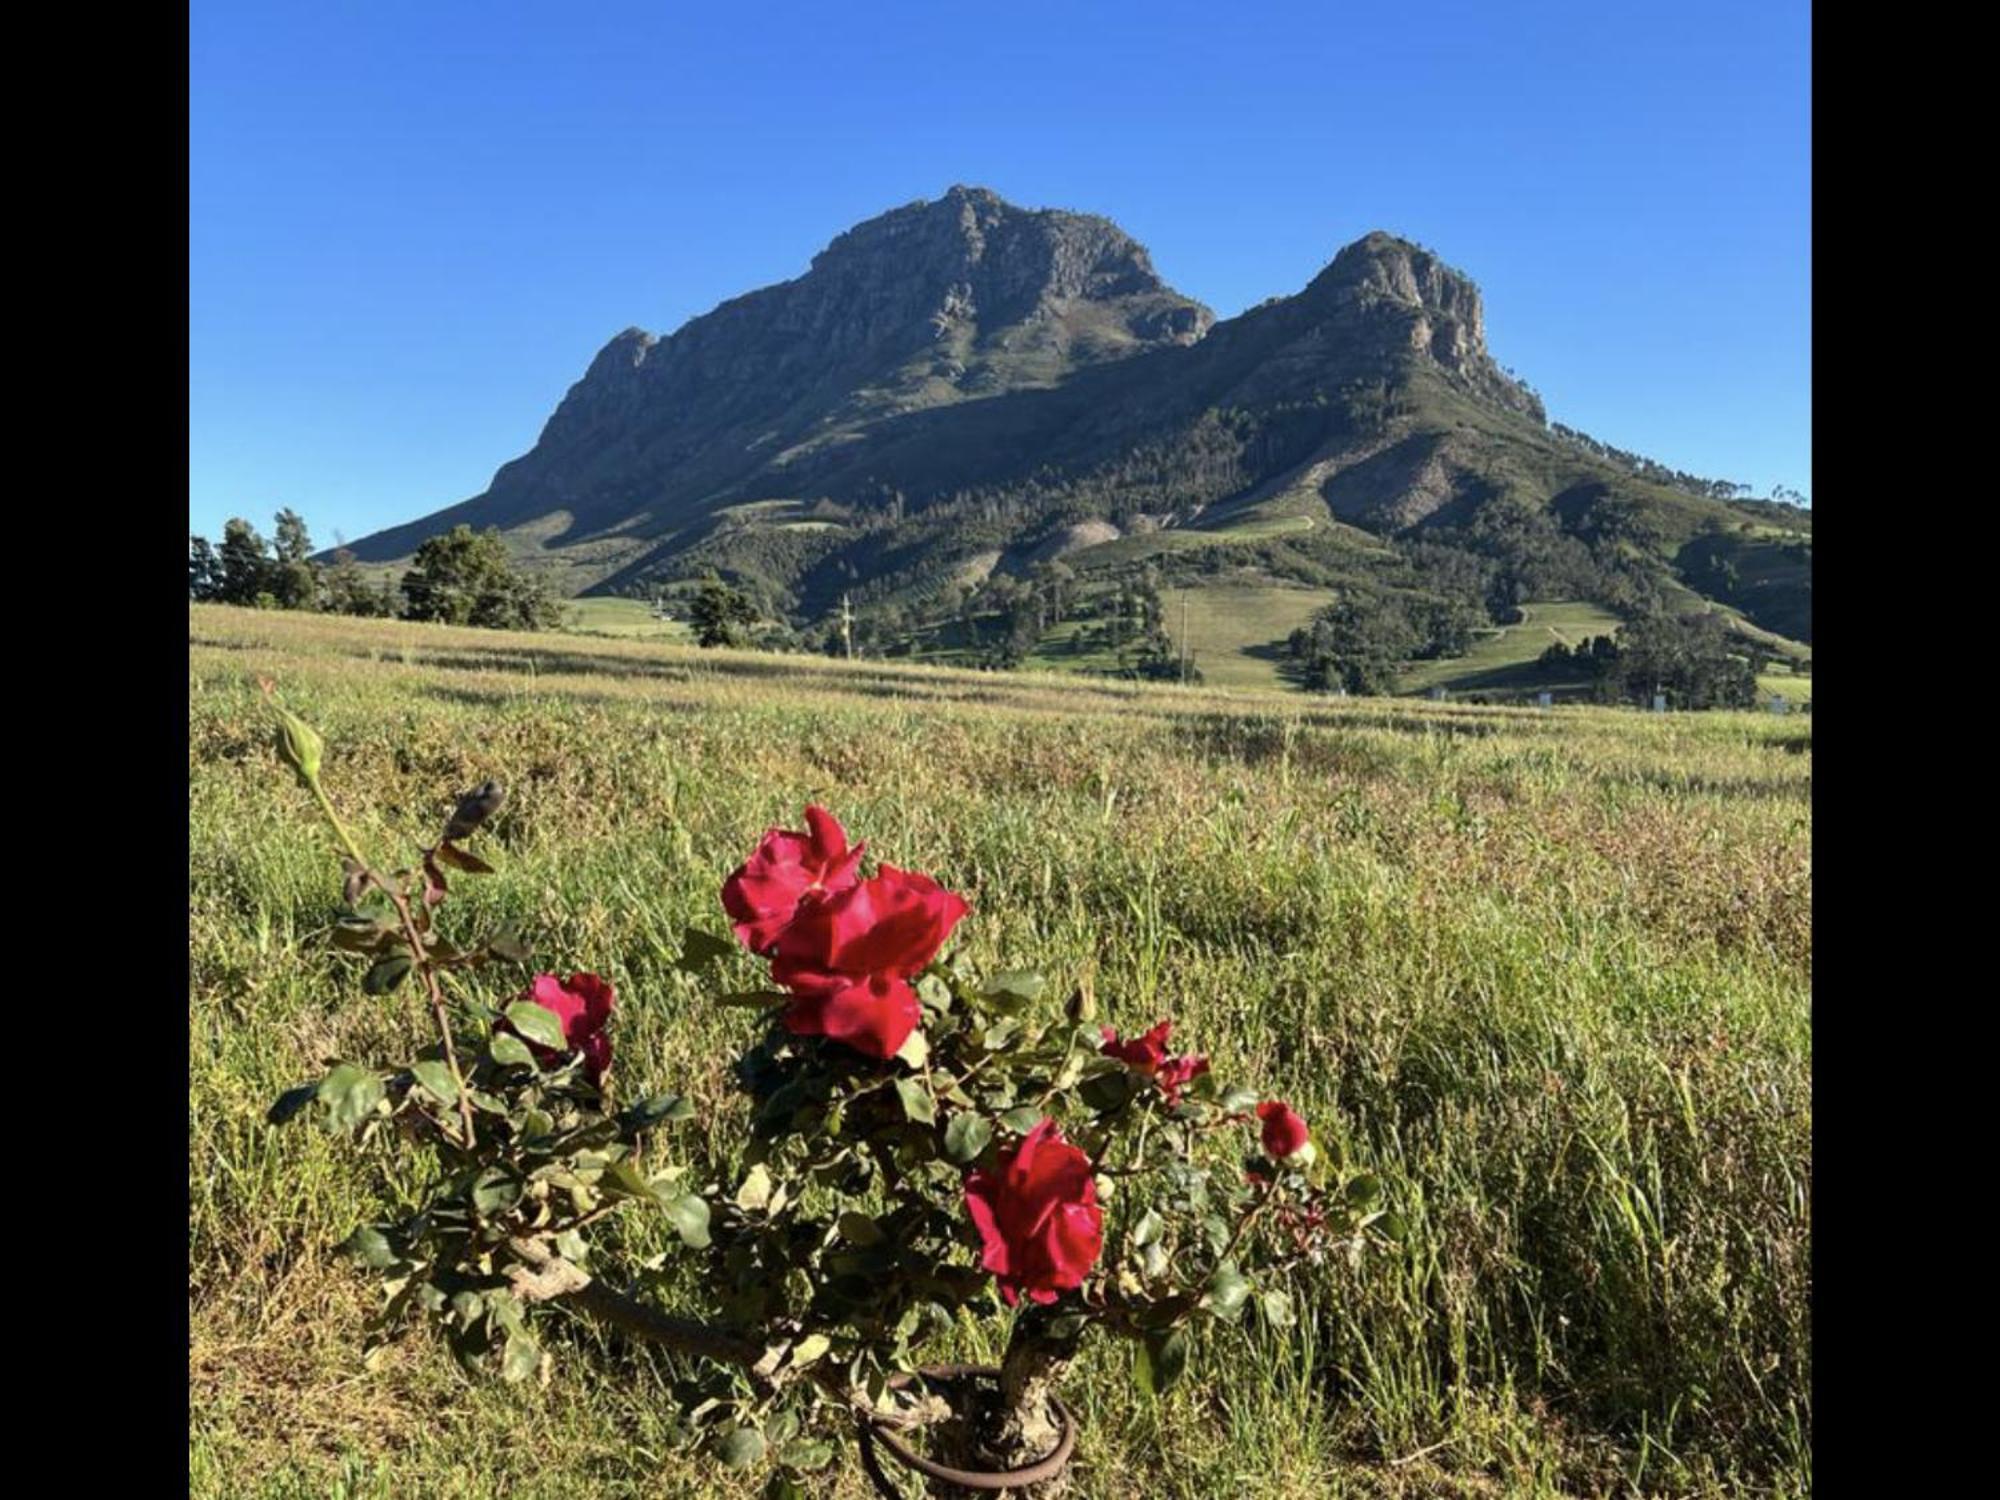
[190,513,561,631]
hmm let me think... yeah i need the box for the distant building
[1652,694,1667,713]
[1536,691,1552,709]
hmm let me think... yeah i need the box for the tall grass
[189,605,1809,1498]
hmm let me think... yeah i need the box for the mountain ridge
[340,187,1810,652]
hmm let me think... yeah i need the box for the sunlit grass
[189,604,1809,1498]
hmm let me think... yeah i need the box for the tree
[217,518,273,605]
[401,526,560,630]
[189,536,223,601]
[1290,594,1417,695]
[269,508,321,610]
[323,549,396,617]
[1589,612,1757,710]
[688,576,759,647]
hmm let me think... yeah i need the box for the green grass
[1166,583,1338,691]
[1755,662,1813,710]
[190,605,1810,1499]
[1398,602,1625,699]
[561,596,695,643]
[1021,584,1337,692]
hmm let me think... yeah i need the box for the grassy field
[190,605,1811,1499]
[562,596,695,643]
[1021,584,1337,692]
[1398,603,1625,699]
[1168,583,1338,692]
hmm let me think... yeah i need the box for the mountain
[342,187,1811,657]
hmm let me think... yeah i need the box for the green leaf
[665,1191,712,1249]
[554,1229,588,1264]
[1346,1173,1383,1209]
[1202,1215,1231,1257]
[471,1168,522,1217]
[735,1165,774,1212]
[765,1475,808,1500]
[943,1112,992,1164]
[837,1211,886,1247]
[777,1438,834,1473]
[979,970,1046,1012]
[1260,1289,1296,1328]
[1080,1070,1139,1113]
[717,1425,766,1469]
[980,1016,1024,1051]
[331,916,394,954]
[623,1093,696,1130]
[894,1078,936,1125]
[1218,1085,1259,1115]
[486,932,532,963]
[317,1064,384,1131]
[999,1106,1045,1135]
[1372,1210,1408,1243]
[344,1226,395,1269]
[489,1031,536,1068]
[893,1029,930,1068]
[1207,1263,1251,1319]
[504,1001,568,1053]
[601,1159,654,1201]
[789,1334,832,1369]
[1131,1208,1164,1248]
[363,954,413,995]
[1136,1325,1188,1398]
[409,1060,459,1105]
[677,926,737,975]
[501,1330,540,1383]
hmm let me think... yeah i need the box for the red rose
[770,863,969,1060]
[1153,1052,1210,1105]
[722,805,865,954]
[1101,1020,1171,1074]
[1256,1100,1309,1158]
[963,1119,1104,1305]
[1102,1020,1209,1105]
[513,972,615,1084]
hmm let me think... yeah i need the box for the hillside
[340,187,1811,667]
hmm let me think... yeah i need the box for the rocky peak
[805,186,1207,337]
[1299,231,1539,418]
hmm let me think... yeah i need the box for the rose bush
[262,699,1396,1495]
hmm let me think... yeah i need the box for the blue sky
[190,0,1810,546]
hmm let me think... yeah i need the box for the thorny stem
[308,778,480,1149]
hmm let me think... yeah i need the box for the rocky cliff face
[450,188,1215,540]
[1293,232,1543,419]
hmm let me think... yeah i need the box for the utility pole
[1178,591,1190,684]
[839,593,855,660]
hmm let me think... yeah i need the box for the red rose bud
[963,1119,1104,1305]
[1256,1100,1310,1159]
[771,864,969,1060]
[514,972,616,1084]
[722,805,866,954]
